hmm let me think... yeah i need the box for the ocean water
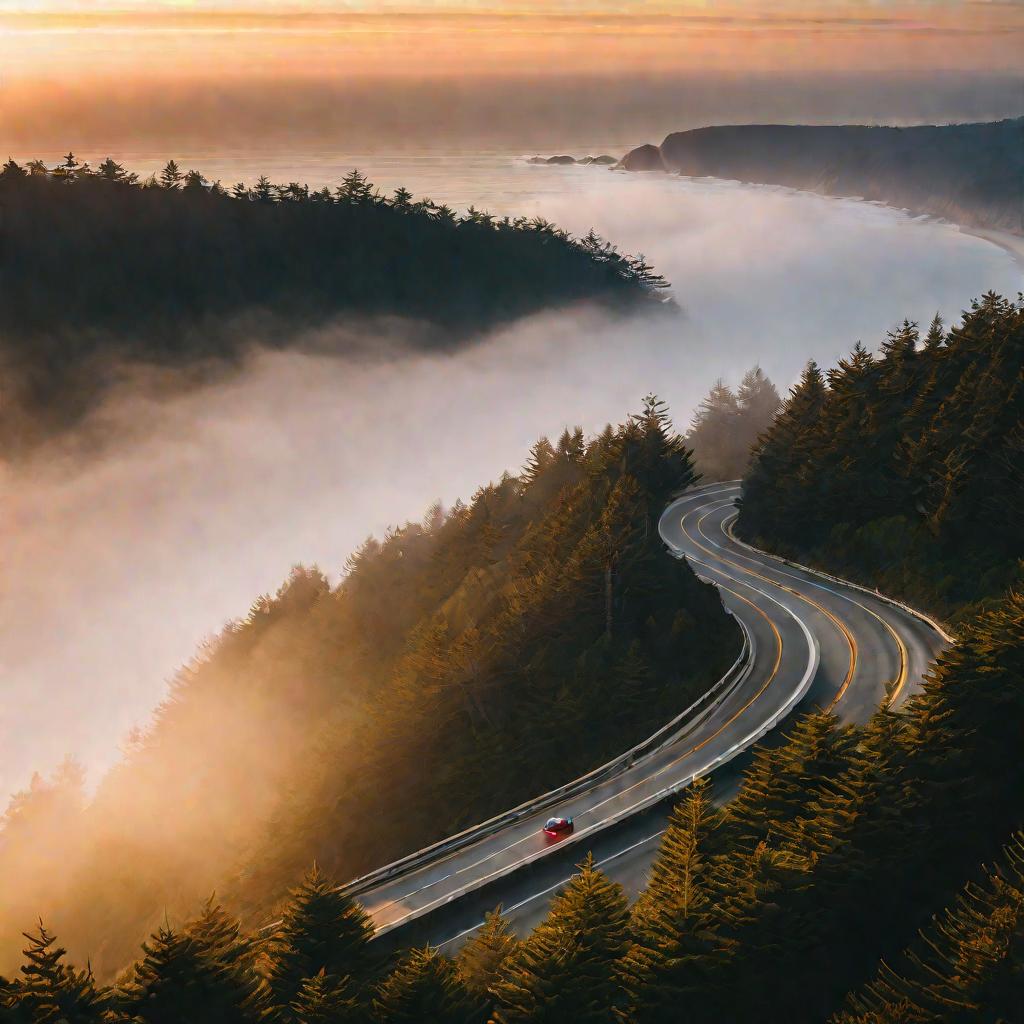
[4,148,1023,799]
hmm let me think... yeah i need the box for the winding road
[352,482,949,951]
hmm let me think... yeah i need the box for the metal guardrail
[334,480,946,939]
[722,516,956,644]
[373,566,820,937]
[336,616,753,902]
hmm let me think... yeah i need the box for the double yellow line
[681,495,907,710]
[720,511,910,705]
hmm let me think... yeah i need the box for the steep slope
[0,398,737,977]
[738,294,1024,622]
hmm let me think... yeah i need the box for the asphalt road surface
[357,482,948,954]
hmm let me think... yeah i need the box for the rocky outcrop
[526,155,618,166]
[618,144,665,172]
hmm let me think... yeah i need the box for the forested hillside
[738,292,1024,622]
[623,117,1024,235]
[0,398,736,978]
[5,590,1022,1022]
[0,156,668,453]
[4,297,1024,1021]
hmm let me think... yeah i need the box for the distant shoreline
[959,225,1024,268]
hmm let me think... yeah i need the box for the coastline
[958,225,1024,269]
[626,164,1024,274]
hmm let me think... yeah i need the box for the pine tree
[687,379,742,482]
[736,365,782,428]
[521,437,557,490]
[159,160,183,189]
[836,832,1024,1024]
[253,175,275,202]
[456,907,520,1000]
[9,924,107,1024]
[262,866,374,1014]
[336,170,373,206]
[119,921,257,1024]
[289,970,366,1024]
[491,855,630,1023]
[373,948,481,1024]
[622,778,731,1023]
[722,711,851,851]
[391,186,413,209]
[1,158,26,181]
[738,360,828,547]
[924,313,945,350]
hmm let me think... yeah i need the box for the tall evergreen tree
[119,921,257,1024]
[456,908,520,1000]
[373,948,481,1024]
[621,778,731,1023]
[7,924,106,1024]
[262,866,374,1015]
[158,160,183,189]
[289,970,366,1024]
[491,855,630,1023]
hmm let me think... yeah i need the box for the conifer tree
[491,855,630,1023]
[119,921,256,1024]
[290,970,366,1024]
[373,948,481,1024]
[736,365,782,427]
[738,359,828,546]
[835,832,1024,1024]
[262,866,374,1015]
[8,923,107,1024]
[158,160,183,189]
[1,158,27,181]
[456,907,520,1000]
[722,711,850,851]
[622,778,731,1023]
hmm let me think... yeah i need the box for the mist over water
[3,160,1022,802]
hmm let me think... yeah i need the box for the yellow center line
[720,510,908,707]
[679,500,858,712]
[681,581,784,756]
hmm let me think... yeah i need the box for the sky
[2,0,1021,151]
[3,1,1023,80]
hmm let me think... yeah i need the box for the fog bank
[3,171,1021,801]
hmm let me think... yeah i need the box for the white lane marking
[371,559,795,923]
[695,501,909,703]
[377,543,818,933]
[437,829,668,950]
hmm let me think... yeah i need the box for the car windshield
[544,818,561,829]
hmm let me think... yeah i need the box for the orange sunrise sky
[2,1,1023,80]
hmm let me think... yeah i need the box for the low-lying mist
[2,170,1021,874]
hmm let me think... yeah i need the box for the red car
[542,816,574,839]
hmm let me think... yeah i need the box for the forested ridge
[4,296,1024,1021]
[0,397,737,980]
[0,155,668,453]
[739,292,1024,622]
[4,589,1023,1022]
[625,117,1024,235]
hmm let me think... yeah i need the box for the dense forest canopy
[738,292,1024,622]
[0,155,670,454]
[0,397,736,978]
[3,290,1023,1021]
[5,532,1023,1023]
